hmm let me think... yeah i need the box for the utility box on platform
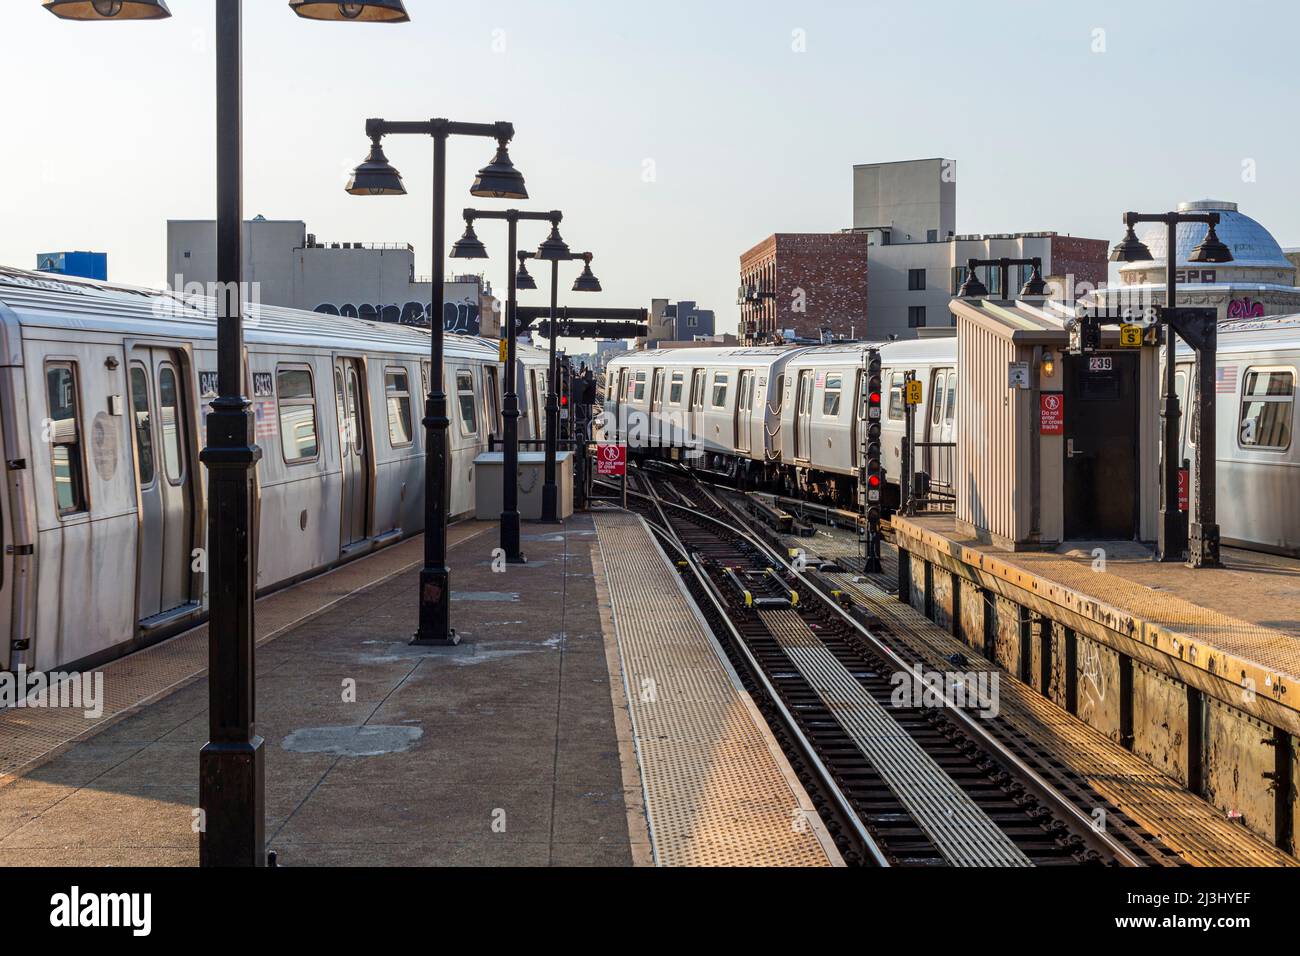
[474,451,574,521]
[950,297,1160,550]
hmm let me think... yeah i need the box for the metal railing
[901,438,957,515]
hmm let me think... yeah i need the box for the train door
[735,369,754,455]
[1064,353,1139,540]
[128,346,196,622]
[690,369,706,444]
[927,368,951,482]
[335,357,371,549]
[484,364,501,439]
[794,369,814,460]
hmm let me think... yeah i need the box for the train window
[277,365,319,464]
[129,364,155,486]
[888,373,905,421]
[945,374,958,423]
[386,369,414,447]
[456,370,478,436]
[632,371,647,402]
[711,372,729,408]
[1239,368,1294,450]
[669,371,685,405]
[931,372,948,426]
[46,362,88,516]
[158,364,184,484]
[823,374,843,417]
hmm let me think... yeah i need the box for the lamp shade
[345,139,405,195]
[289,0,410,21]
[515,261,537,291]
[1188,224,1233,264]
[1020,263,1049,297]
[572,264,602,293]
[1110,225,1154,263]
[535,224,570,261]
[470,144,528,200]
[450,222,488,260]
[44,0,171,19]
[958,269,989,298]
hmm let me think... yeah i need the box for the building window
[277,365,319,464]
[46,362,88,516]
[669,370,685,405]
[822,374,842,417]
[908,306,927,328]
[711,372,729,408]
[386,369,414,446]
[687,315,698,328]
[455,370,478,436]
[908,269,926,291]
[1239,368,1294,450]
[926,230,938,243]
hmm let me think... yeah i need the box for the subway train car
[1178,315,1300,555]
[0,267,550,674]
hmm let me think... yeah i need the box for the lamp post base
[1187,522,1222,569]
[501,510,527,564]
[199,737,266,868]
[412,566,459,646]
[1156,507,1188,563]
[540,483,561,524]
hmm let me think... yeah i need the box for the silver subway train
[605,319,1299,555]
[0,267,551,674]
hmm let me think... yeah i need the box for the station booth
[948,297,1162,549]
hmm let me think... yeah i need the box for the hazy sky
[3,0,1297,336]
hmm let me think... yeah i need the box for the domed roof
[1119,200,1293,275]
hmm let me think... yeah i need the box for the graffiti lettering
[314,301,482,336]
[1227,297,1266,320]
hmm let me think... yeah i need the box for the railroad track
[601,467,1181,868]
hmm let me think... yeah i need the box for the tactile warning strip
[593,511,839,867]
[832,573,1296,867]
[0,524,492,783]
[761,607,1031,867]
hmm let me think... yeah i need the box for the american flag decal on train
[254,400,278,439]
[1216,366,1238,394]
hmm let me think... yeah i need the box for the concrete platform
[0,517,640,867]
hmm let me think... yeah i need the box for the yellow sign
[905,381,923,406]
[1119,324,1144,348]
[499,338,509,362]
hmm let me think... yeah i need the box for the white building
[166,217,495,335]
[851,159,1108,340]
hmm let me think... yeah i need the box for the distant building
[166,217,495,335]
[36,251,107,281]
[738,233,870,343]
[1092,200,1300,320]
[594,339,629,369]
[850,158,1108,340]
[643,298,716,347]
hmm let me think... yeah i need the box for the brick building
[738,232,869,343]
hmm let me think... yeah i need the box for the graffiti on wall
[1227,297,1266,319]
[313,300,483,335]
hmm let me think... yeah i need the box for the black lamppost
[1110,212,1233,565]
[451,209,567,562]
[44,0,410,868]
[347,121,527,641]
[957,257,1049,299]
[518,250,602,522]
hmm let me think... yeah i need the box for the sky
[3,0,1298,339]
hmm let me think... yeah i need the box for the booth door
[1064,353,1140,540]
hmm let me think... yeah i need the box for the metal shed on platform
[951,298,1161,549]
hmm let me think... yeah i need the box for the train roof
[782,336,957,368]
[0,267,544,362]
[607,346,806,369]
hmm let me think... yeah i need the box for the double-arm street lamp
[1110,211,1233,565]
[44,0,412,868]
[451,209,569,562]
[957,257,1049,299]
[345,120,528,643]
[518,250,602,522]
